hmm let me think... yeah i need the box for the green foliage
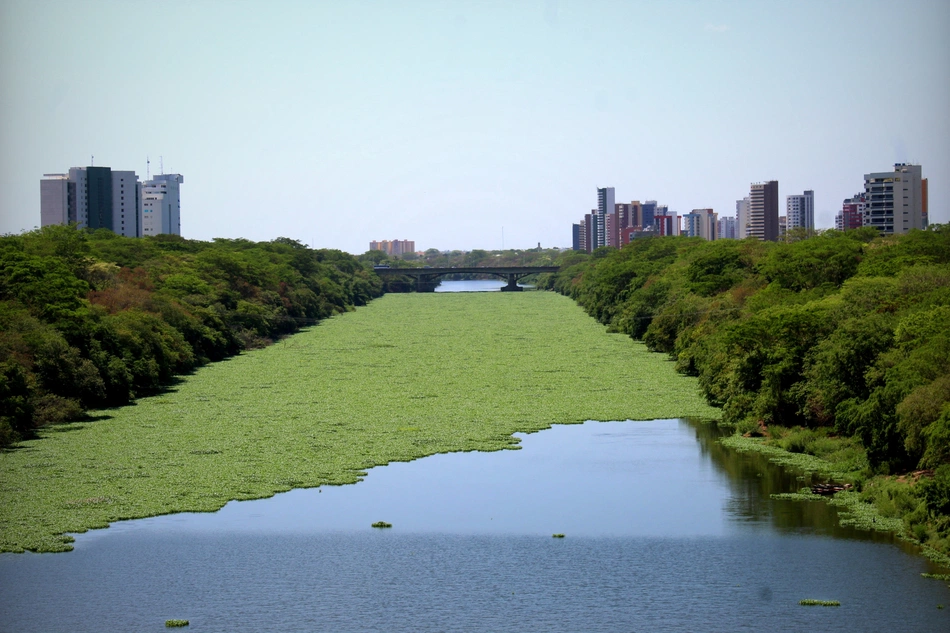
[0,230,382,447]
[371,521,392,528]
[165,620,189,627]
[799,599,840,607]
[0,292,718,553]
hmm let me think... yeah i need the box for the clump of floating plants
[552,534,565,538]
[165,620,189,627]
[921,573,950,581]
[1,293,720,553]
[799,599,840,607]
[372,521,392,528]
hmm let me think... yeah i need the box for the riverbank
[0,292,719,553]
[721,427,950,568]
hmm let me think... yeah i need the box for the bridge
[373,266,560,292]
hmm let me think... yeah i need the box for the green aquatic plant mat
[0,292,718,553]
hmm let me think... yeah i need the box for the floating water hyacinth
[372,521,392,528]
[552,534,565,538]
[799,599,840,607]
[165,620,189,627]
[1,293,719,554]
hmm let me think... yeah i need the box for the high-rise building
[113,171,143,237]
[40,174,75,227]
[642,200,657,230]
[863,163,926,234]
[41,166,150,237]
[836,194,865,231]
[653,207,680,236]
[142,174,183,236]
[572,223,582,251]
[718,216,737,239]
[748,181,779,241]
[614,201,642,246]
[786,190,815,234]
[683,208,718,240]
[594,187,615,249]
[736,197,750,238]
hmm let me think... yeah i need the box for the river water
[1,418,948,633]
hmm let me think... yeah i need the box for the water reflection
[2,419,948,633]
[685,419,910,548]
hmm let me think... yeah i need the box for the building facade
[786,190,815,234]
[863,163,926,234]
[836,193,866,231]
[748,181,779,241]
[369,240,416,256]
[683,208,718,240]
[40,165,182,237]
[142,174,183,236]
[717,216,737,239]
[735,197,750,239]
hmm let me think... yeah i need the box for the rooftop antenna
[91,155,94,166]
[146,156,150,180]
[160,156,164,175]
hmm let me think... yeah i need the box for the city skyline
[1,1,947,253]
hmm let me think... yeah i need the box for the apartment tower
[863,163,926,234]
[748,181,779,241]
[786,190,815,234]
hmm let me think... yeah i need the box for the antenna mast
[146,156,150,180]
[160,156,164,175]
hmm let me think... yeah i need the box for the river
[1,418,947,632]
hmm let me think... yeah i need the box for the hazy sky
[1,0,948,253]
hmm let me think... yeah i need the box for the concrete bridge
[373,266,560,292]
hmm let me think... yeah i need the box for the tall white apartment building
[863,163,926,235]
[786,190,814,233]
[142,174,184,236]
[736,197,750,238]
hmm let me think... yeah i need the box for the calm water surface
[1,419,948,632]
[435,279,531,292]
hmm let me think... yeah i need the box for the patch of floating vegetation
[719,435,849,479]
[165,620,189,627]
[0,293,719,553]
[922,573,950,581]
[799,599,840,607]
[552,534,565,538]
[827,491,905,535]
[371,521,392,529]
[770,489,825,502]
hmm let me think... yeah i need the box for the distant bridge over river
[373,266,560,292]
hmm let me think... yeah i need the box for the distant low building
[370,239,415,256]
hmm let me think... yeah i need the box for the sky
[1,0,948,254]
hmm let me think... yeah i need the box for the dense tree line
[0,226,382,446]
[539,227,950,549]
